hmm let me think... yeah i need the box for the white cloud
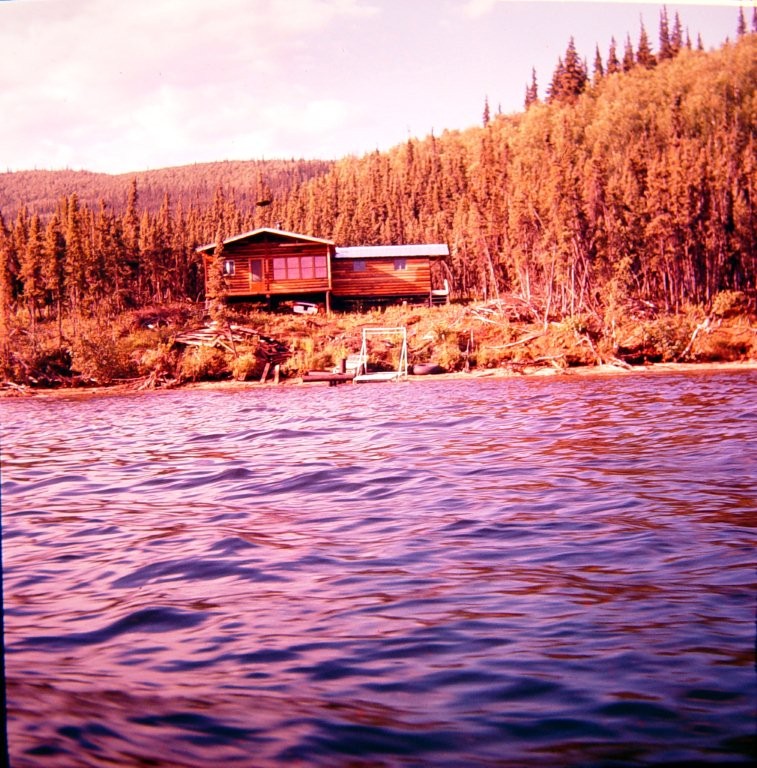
[0,0,378,172]
[460,0,748,16]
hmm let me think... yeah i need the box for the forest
[0,9,755,384]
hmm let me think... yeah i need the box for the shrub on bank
[179,346,229,382]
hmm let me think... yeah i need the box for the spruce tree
[637,22,656,68]
[524,68,538,109]
[42,213,66,341]
[736,8,746,37]
[592,45,604,86]
[547,56,565,103]
[658,6,672,61]
[671,12,683,54]
[562,37,588,100]
[622,35,635,72]
[606,37,620,75]
[19,213,43,333]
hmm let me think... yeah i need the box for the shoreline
[3,359,755,399]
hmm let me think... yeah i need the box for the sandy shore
[3,359,755,399]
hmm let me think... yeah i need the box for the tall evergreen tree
[671,12,683,54]
[658,6,673,61]
[736,8,746,37]
[637,22,656,68]
[562,37,588,100]
[622,35,635,72]
[41,212,66,340]
[19,213,44,332]
[606,37,620,74]
[524,68,538,108]
[592,45,604,85]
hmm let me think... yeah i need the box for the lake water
[2,370,755,767]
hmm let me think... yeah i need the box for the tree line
[1,11,755,342]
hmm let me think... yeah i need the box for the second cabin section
[331,244,449,306]
[198,228,333,306]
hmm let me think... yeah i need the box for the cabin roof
[334,244,449,259]
[196,227,334,253]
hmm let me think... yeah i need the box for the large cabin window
[315,255,327,277]
[393,258,407,271]
[300,255,315,278]
[223,259,235,276]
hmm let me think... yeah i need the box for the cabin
[198,228,449,311]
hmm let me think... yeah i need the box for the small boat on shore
[411,363,445,376]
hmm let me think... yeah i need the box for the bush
[643,317,694,362]
[711,291,749,319]
[179,346,229,381]
[70,326,140,383]
[138,343,178,378]
[230,352,261,381]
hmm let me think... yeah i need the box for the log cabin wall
[202,231,333,298]
[331,257,431,298]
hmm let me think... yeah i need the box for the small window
[393,258,407,271]
[352,260,366,272]
[315,255,328,278]
[223,259,235,276]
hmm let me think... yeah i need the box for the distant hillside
[0,159,334,220]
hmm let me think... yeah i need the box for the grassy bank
[2,293,756,394]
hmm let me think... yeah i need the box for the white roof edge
[196,227,334,252]
[334,244,449,259]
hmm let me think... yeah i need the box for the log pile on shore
[174,323,290,364]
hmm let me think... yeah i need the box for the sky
[0,0,751,175]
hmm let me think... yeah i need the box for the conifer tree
[524,68,538,108]
[482,96,491,127]
[736,7,746,37]
[547,56,565,103]
[671,12,683,54]
[206,224,226,321]
[658,6,672,61]
[637,22,656,68]
[606,37,620,74]
[592,45,604,85]
[42,212,66,340]
[19,213,44,333]
[622,35,635,72]
[562,37,588,100]
[122,178,141,304]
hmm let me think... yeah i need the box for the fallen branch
[677,317,711,361]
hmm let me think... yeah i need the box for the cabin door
[249,259,264,291]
